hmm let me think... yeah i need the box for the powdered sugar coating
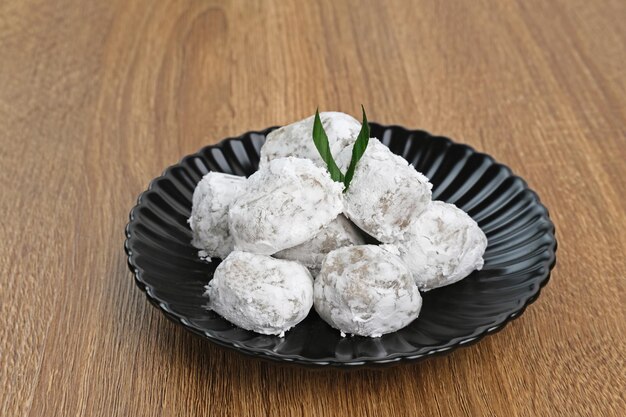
[189,172,247,259]
[205,251,314,336]
[259,112,361,169]
[314,245,422,337]
[338,139,432,243]
[274,215,365,275]
[229,157,344,255]
[395,201,488,291]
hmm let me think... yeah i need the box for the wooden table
[2,0,625,416]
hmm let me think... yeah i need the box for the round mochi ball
[274,215,365,275]
[395,201,488,291]
[189,172,247,259]
[314,245,422,337]
[259,112,361,168]
[337,139,432,243]
[229,157,344,255]
[205,251,314,337]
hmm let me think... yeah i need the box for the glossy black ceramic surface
[124,124,556,367]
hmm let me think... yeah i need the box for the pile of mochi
[189,112,487,338]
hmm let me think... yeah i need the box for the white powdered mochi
[274,215,365,275]
[313,245,422,337]
[395,201,488,291]
[229,157,344,255]
[189,172,247,259]
[338,139,432,243]
[259,112,361,168]
[205,251,314,337]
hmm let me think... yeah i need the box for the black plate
[124,124,556,367]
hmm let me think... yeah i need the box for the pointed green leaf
[312,109,344,183]
[343,105,370,191]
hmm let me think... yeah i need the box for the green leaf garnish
[343,105,370,191]
[312,109,344,183]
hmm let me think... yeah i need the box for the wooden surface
[1,0,625,416]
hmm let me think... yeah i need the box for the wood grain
[1,0,625,416]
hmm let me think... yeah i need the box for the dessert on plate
[274,214,365,276]
[191,108,487,338]
[337,138,432,243]
[205,251,313,337]
[228,157,343,255]
[313,245,422,337]
[189,172,246,259]
[260,111,361,169]
[395,201,488,291]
